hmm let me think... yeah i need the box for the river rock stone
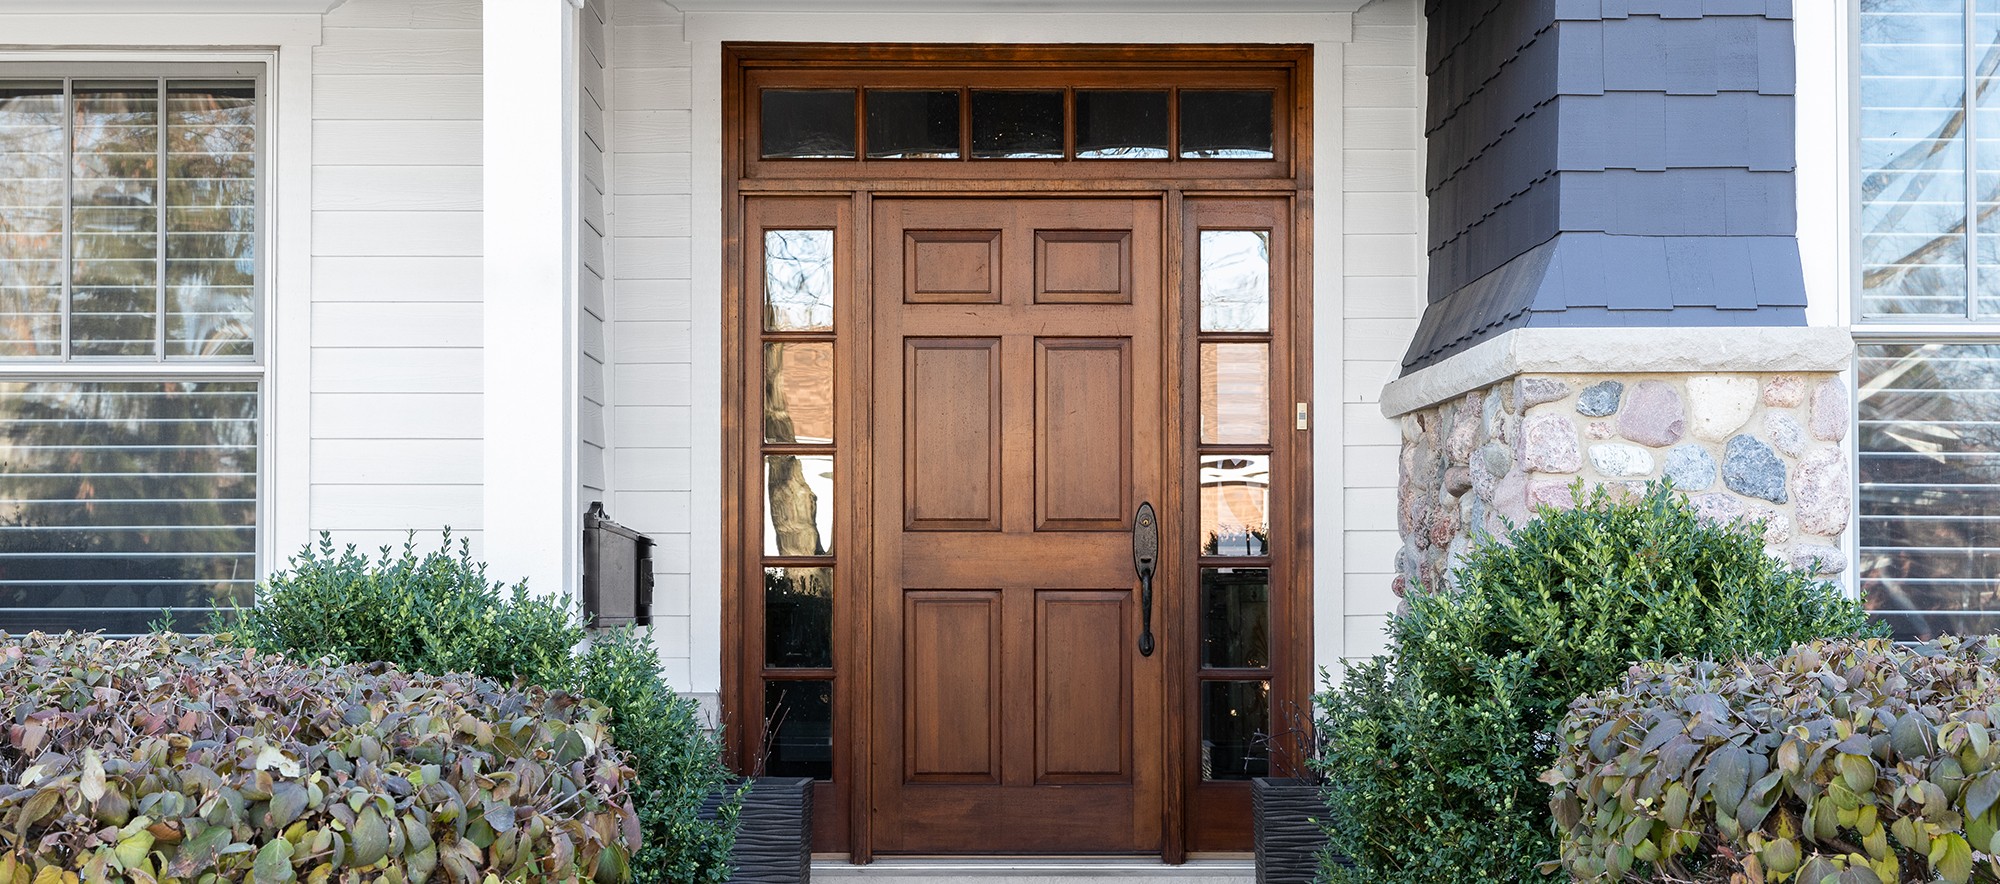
[1618,381,1686,447]
[1688,376,1760,442]
[1471,442,1512,501]
[1764,412,1805,458]
[1663,444,1717,490]
[1585,421,1615,440]
[1689,492,1745,526]
[1517,377,1570,411]
[1491,469,1530,526]
[1810,378,1848,442]
[1747,505,1793,546]
[1723,434,1788,503]
[1589,443,1655,478]
[1794,449,1851,537]
[1447,410,1480,466]
[1763,375,1805,408]
[1521,413,1581,474]
[1528,479,1577,511]
[1576,380,1624,417]
[1443,465,1473,497]
[1790,545,1848,576]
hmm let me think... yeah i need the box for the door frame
[719,43,1316,862]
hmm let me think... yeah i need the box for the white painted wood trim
[485,0,580,598]
[1313,37,1346,677]
[671,0,1367,11]
[684,10,1352,44]
[1794,4,1850,330]
[0,14,322,45]
[0,0,344,12]
[1378,327,1858,419]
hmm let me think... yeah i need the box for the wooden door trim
[720,42,1316,864]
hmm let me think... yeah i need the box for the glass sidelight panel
[1180,90,1275,159]
[1200,680,1270,780]
[764,679,835,780]
[867,89,960,159]
[765,454,834,557]
[1200,342,1269,444]
[1199,230,1270,332]
[1200,568,1269,669]
[760,89,856,159]
[970,90,1063,159]
[1200,455,1270,557]
[764,229,834,331]
[763,341,834,444]
[1076,90,1168,159]
[765,566,833,668]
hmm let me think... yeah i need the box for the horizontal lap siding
[1345,0,1425,664]
[310,0,484,558]
[608,0,696,690]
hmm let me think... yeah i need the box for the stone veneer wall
[1393,371,1852,601]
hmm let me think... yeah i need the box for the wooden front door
[868,197,1167,853]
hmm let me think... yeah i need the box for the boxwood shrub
[1314,483,1881,883]
[1548,636,2000,884]
[222,533,738,884]
[0,632,639,883]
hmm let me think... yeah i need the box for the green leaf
[253,838,296,884]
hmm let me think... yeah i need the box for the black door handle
[1133,502,1158,657]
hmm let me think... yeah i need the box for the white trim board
[673,0,1365,12]
[0,0,342,11]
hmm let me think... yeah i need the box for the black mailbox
[583,502,654,628]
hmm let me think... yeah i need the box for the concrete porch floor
[810,856,1255,883]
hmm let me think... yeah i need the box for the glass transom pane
[1076,90,1168,159]
[764,229,834,331]
[970,90,1064,159]
[1180,90,1275,160]
[1199,230,1270,332]
[761,89,856,160]
[0,380,258,635]
[866,89,960,159]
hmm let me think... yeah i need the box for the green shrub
[225,532,739,884]
[1314,483,1881,883]
[1547,636,2000,884]
[0,632,639,883]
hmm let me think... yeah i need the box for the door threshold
[810,855,1255,879]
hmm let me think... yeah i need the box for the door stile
[1287,191,1316,761]
[847,190,875,865]
[1159,188,1190,866]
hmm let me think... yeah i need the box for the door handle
[1133,502,1158,657]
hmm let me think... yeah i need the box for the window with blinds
[0,68,261,635]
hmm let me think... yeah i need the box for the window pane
[1180,90,1274,159]
[1201,454,1269,557]
[970,90,1063,159]
[764,679,834,780]
[866,89,959,159]
[1858,343,2000,640]
[1076,90,1168,159]
[1859,1,1970,316]
[765,454,833,557]
[1200,230,1270,332]
[0,83,64,357]
[1200,680,1269,780]
[764,341,834,444]
[765,566,832,669]
[1201,568,1269,669]
[764,229,833,332]
[71,82,159,357]
[1200,342,1269,444]
[761,90,856,160]
[0,381,257,635]
[165,82,255,358]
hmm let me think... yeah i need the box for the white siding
[606,0,697,689]
[580,0,611,510]
[310,0,485,556]
[1341,0,1424,664]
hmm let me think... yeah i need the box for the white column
[483,0,577,596]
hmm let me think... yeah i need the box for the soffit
[668,0,1370,12]
[0,0,345,12]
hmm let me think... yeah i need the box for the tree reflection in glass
[0,83,64,356]
[765,454,832,557]
[1200,454,1269,556]
[1199,230,1268,332]
[764,230,833,331]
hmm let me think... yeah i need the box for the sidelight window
[0,69,262,635]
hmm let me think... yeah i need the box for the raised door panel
[1036,590,1132,783]
[904,590,1003,783]
[904,338,1001,531]
[1036,338,1132,531]
[905,230,1002,304]
[1035,230,1131,304]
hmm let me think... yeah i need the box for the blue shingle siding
[1406,0,1806,373]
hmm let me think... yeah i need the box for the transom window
[0,64,262,636]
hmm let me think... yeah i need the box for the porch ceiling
[665,0,1371,12]
[0,0,346,11]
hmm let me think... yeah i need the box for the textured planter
[702,776,813,884]
[1253,777,1332,884]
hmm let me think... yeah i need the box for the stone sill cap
[1379,326,1854,419]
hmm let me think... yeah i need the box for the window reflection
[763,341,834,444]
[970,90,1063,159]
[165,82,255,358]
[71,82,160,357]
[760,90,856,159]
[1200,680,1269,780]
[764,230,834,331]
[1200,454,1269,556]
[1180,90,1275,160]
[0,83,64,357]
[1201,568,1269,669]
[1200,342,1269,444]
[765,453,833,557]
[764,680,834,780]
[765,567,832,668]
[1199,230,1270,332]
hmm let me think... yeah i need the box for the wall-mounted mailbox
[583,502,654,628]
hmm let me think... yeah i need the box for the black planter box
[702,776,813,884]
[1253,777,1333,884]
